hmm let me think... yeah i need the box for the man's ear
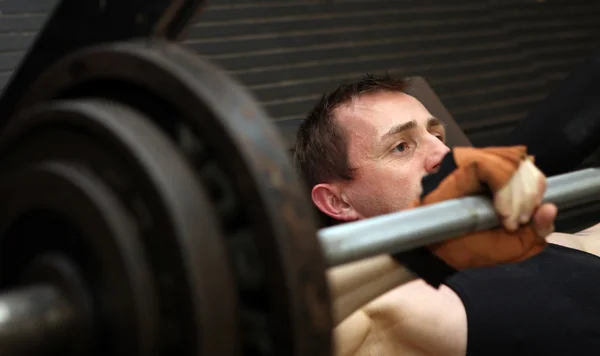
[311,183,360,222]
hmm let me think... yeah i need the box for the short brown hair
[294,73,408,188]
[293,74,407,226]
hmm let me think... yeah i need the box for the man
[293,74,600,356]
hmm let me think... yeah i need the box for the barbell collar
[320,168,600,267]
[0,285,82,356]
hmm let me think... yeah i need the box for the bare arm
[327,255,415,325]
[327,256,415,356]
[329,265,468,356]
[327,256,467,356]
[548,222,600,257]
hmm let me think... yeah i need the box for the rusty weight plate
[16,40,333,356]
[0,99,237,356]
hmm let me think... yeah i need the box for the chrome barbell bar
[320,168,600,267]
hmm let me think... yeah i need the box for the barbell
[0,38,599,356]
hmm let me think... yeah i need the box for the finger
[516,161,535,224]
[532,203,557,237]
[495,179,520,232]
[496,197,518,232]
[518,160,545,224]
[495,160,534,231]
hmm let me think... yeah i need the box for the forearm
[574,222,600,257]
[327,255,416,325]
[547,222,600,257]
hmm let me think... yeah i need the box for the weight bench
[276,76,472,153]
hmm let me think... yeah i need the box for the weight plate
[17,41,333,356]
[0,99,238,356]
[0,161,155,355]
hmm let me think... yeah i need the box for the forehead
[335,91,433,139]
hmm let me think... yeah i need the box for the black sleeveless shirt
[445,243,600,356]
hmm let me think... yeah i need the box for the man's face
[314,91,450,221]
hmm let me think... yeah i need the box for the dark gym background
[1,0,600,231]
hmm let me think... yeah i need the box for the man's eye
[393,142,408,153]
[432,132,445,142]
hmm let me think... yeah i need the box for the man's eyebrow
[427,117,446,129]
[380,120,417,141]
[380,117,445,141]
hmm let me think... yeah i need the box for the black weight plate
[0,161,155,355]
[16,41,333,356]
[0,99,238,356]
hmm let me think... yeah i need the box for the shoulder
[333,280,467,356]
[362,280,467,356]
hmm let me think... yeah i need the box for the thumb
[532,203,558,237]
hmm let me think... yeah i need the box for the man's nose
[424,136,450,173]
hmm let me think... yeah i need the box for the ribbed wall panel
[1,0,599,232]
